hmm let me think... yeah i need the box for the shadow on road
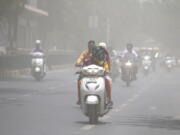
[76,120,111,125]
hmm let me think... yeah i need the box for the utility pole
[88,0,98,40]
[106,0,111,46]
[106,17,110,46]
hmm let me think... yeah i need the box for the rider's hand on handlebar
[105,70,111,75]
[75,63,82,75]
[75,63,82,67]
[75,71,80,75]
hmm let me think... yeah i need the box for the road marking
[127,98,135,102]
[138,90,144,94]
[112,108,122,112]
[119,103,128,108]
[133,94,140,99]
[8,98,16,100]
[149,106,157,111]
[101,115,110,120]
[48,86,56,90]
[23,94,31,97]
[112,108,119,112]
[81,125,95,130]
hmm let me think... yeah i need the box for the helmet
[35,40,41,49]
[126,43,133,51]
[98,42,107,49]
[35,40,41,44]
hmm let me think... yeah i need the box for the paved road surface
[0,67,180,135]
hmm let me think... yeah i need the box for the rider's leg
[105,77,113,107]
[133,65,138,80]
[77,79,81,104]
[121,66,125,80]
[106,79,112,100]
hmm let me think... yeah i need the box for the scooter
[122,60,135,87]
[111,56,120,82]
[142,55,152,75]
[31,52,46,81]
[77,65,111,124]
[165,59,173,72]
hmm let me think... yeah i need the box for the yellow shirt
[76,49,110,71]
[76,50,92,65]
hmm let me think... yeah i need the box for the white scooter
[165,59,173,72]
[142,55,152,75]
[122,60,135,87]
[111,56,121,82]
[77,65,111,124]
[31,52,46,81]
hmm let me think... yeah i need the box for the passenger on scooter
[75,42,113,107]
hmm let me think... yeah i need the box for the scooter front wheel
[88,105,98,124]
[126,81,130,87]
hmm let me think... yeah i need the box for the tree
[0,0,27,50]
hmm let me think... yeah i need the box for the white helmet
[35,40,41,44]
[98,42,107,49]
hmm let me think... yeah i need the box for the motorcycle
[31,52,46,81]
[77,65,111,124]
[142,55,152,75]
[165,59,173,72]
[122,60,135,87]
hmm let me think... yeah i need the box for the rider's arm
[133,51,138,58]
[104,51,111,70]
[104,61,110,72]
[76,50,88,66]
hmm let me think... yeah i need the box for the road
[0,67,180,135]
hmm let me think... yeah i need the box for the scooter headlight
[144,66,148,70]
[166,60,172,64]
[144,56,150,60]
[35,67,40,72]
[36,59,43,66]
[125,62,132,66]
[86,95,99,104]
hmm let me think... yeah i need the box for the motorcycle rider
[75,41,113,106]
[32,40,44,53]
[92,43,113,107]
[31,40,45,75]
[98,42,111,69]
[121,43,138,80]
[75,40,96,104]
